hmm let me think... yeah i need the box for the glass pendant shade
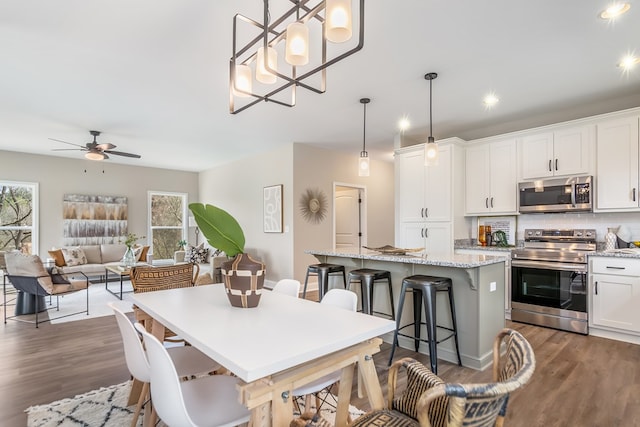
[424,137,439,166]
[233,64,252,97]
[285,22,309,66]
[325,0,353,43]
[256,46,278,84]
[358,153,370,177]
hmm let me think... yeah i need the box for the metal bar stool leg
[388,280,408,365]
[386,273,395,321]
[448,286,462,366]
[412,288,422,352]
[423,285,439,374]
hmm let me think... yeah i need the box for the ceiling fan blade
[96,143,116,150]
[52,148,84,151]
[48,138,86,149]
[104,150,141,159]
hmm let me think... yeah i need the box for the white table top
[131,283,395,383]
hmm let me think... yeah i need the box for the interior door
[335,188,361,248]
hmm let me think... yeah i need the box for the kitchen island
[306,248,506,370]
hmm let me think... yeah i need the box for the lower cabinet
[590,257,640,335]
[398,222,452,256]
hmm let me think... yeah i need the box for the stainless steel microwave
[518,175,593,213]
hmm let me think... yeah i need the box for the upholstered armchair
[3,251,89,327]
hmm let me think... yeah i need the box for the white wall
[0,150,198,256]
[198,144,295,282]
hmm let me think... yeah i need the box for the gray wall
[0,150,199,257]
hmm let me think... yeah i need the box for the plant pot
[221,253,266,308]
[122,246,136,268]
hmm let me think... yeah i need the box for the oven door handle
[511,259,587,272]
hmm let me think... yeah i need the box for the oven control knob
[527,231,533,236]
[576,231,583,237]
[535,230,541,236]
[585,231,593,237]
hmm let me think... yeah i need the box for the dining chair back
[110,303,151,383]
[135,323,251,427]
[272,279,301,298]
[321,288,358,311]
[292,288,358,414]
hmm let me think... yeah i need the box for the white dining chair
[109,303,222,427]
[292,289,358,414]
[135,322,251,427]
[272,279,301,298]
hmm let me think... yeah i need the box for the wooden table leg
[248,402,271,427]
[335,363,355,427]
[357,352,385,410]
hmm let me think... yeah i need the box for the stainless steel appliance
[511,228,596,334]
[518,175,593,213]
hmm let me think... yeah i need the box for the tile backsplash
[515,211,640,242]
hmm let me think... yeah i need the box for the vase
[221,253,266,308]
[605,228,617,251]
[122,246,136,268]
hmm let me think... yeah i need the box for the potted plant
[189,203,265,308]
[121,233,144,267]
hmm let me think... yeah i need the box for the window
[148,191,187,261]
[0,181,39,255]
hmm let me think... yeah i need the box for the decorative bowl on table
[363,245,424,255]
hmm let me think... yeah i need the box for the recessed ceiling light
[618,55,640,69]
[398,117,410,132]
[599,3,631,19]
[483,93,499,107]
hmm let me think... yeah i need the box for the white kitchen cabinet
[519,126,592,180]
[396,144,451,222]
[400,222,452,255]
[465,139,517,215]
[395,139,465,255]
[595,116,640,211]
[590,257,640,335]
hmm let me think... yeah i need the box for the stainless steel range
[511,228,596,334]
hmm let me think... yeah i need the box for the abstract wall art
[63,194,128,245]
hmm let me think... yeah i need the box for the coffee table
[104,264,139,299]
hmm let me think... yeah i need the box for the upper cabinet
[518,126,593,180]
[595,116,640,211]
[396,144,452,223]
[465,139,518,216]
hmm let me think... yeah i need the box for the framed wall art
[263,184,283,233]
[63,194,128,245]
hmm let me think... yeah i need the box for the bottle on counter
[478,225,486,246]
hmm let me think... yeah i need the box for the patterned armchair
[350,328,536,427]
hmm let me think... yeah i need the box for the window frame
[0,180,39,255]
[147,191,188,261]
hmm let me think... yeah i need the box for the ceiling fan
[50,130,141,161]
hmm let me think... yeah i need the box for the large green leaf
[188,203,245,257]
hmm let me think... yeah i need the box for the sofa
[48,244,150,277]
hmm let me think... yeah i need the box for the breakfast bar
[306,248,506,370]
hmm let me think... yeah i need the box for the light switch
[489,281,497,292]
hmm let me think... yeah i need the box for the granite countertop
[306,247,507,268]
[590,248,640,259]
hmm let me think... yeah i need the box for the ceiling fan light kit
[50,130,141,161]
[229,0,365,114]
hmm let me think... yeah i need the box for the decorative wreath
[299,188,328,224]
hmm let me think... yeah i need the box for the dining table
[130,283,395,427]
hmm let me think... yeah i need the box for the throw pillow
[186,243,209,264]
[138,245,150,263]
[48,249,67,267]
[61,247,88,267]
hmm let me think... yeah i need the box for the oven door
[511,259,587,313]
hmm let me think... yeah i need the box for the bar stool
[302,263,347,301]
[388,275,462,374]
[347,268,395,320]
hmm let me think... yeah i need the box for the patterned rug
[26,380,365,426]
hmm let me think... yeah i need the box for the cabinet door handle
[490,197,494,208]
[421,208,424,218]
[634,188,637,202]
[555,159,558,171]
[425,228,429,238]
[421,228,424,238]
[425,208,428,218]
[548,159,552,172]
[595,281,598,295]
[485,197,489,208]
[606,266,626,270]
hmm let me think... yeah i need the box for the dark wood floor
[2,292,640,427]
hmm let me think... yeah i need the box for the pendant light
[358,97,370,177]
[326,0,353,43]
[285,2,309,66]
[424,72,438,166]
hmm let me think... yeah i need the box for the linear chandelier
[229,0,365,114]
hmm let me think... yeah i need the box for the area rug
[26,381,364,426]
